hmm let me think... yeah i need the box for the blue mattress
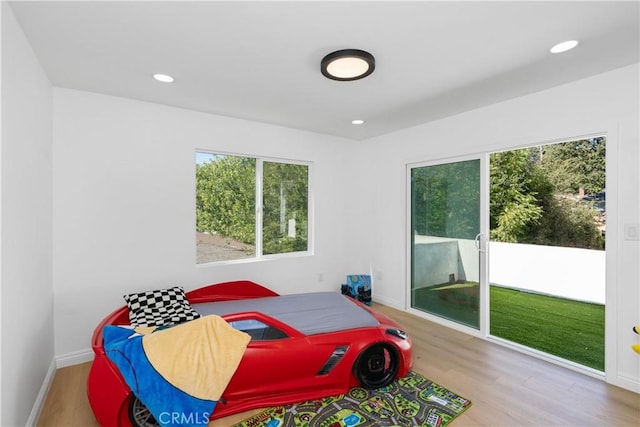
[193,291,379,336]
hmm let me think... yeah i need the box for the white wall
[1,5,4,423]
[52,88,361,358]
[1,3,55,426]
[355,64,640,392]
[412,237,480,287]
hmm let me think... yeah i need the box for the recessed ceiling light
[153,73,175,83]
[352,119,365,125]
[321,49,375,81]
[550,40,579,54]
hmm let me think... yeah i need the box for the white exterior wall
[413,237,479,288]
[489,242,605,304]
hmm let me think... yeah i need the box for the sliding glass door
[410,157,485,329]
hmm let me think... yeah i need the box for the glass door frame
[405,153,490,338]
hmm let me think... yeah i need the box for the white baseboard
[617,374,640,394]
[27,350,94,426]
[26,359,56,427]
[56,348,94,368]
[372,295,403,309]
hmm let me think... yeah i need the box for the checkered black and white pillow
[123,286,200,327]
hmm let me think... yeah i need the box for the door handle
[475,233,485,253]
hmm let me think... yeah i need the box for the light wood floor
[38,303,639,427]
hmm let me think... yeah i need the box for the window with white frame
[195,152,309,264]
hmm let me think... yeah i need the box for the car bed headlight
[385,328,408,340]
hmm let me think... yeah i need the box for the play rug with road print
[233,370,471,427]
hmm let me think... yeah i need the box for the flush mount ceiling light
[352,119,365,125]
[550,40,579,54]
[321,49,375,81]
[153,73,175,83]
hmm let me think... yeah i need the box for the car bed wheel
[128,395,159,427]
[353,343,399,389]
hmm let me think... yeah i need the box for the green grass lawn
[413,283,605,370]
[490,286,604,371]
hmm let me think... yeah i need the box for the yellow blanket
[141,315,251,401]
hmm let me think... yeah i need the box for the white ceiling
[9,1,640,141]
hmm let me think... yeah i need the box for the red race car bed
[87,280,413,426]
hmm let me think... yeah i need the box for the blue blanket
[104,315,251,426]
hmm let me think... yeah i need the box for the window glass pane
[489,137,606,371]
[411,159,481,329]
[195,153,256,263]
[228,319,288,340]
[262,162,309,255]
[412,160,480,240]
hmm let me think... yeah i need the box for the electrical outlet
[624,223,640,241]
